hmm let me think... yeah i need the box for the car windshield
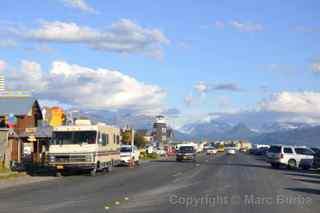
[120,147,132,152]
[52,131,97,145]
[268,146,281,153]
[179,146,194,152]
[295,148,314,155]
[311,148,320,154]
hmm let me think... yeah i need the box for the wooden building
[0,96,44,168]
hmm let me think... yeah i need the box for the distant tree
[134,132,147,148]
[121,131,132,145]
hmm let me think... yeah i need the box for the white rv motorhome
[48,120,121,176]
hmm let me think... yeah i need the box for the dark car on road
[176,146,196,162]
[311,147,320,169]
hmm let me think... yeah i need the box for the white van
[120,145,140,165]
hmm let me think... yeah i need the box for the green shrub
[141,152,159,160]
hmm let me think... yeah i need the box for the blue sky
[0,0,320,127]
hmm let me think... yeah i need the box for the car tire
[90,168,97,176]
[56,172,62,177]
[301,165,311,170]
[288,159,297,170]
[106,165,113,172]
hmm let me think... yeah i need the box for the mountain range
[175,120,320,147]
[68,109,320,147]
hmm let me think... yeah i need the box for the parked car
[250,147,269,156]
[176,146,196,162]
[120,145,140,166]
[155,148,167,157]
[226,148,236,155]
[206,147,217,155]
[310,147,320,169]
[266,145,314,169]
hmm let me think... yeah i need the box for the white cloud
[5,60,166,115]
[311,62,320,73]
[10,19,170,58]
[194,81,209,94]
[229,21,263,32]
[0,60,7,71]
[213,20,263,32]
[62,0,97,13]
[0,39,17,48]
[259,91,320,114]
[194,81,242,94]
[20,60,48,91]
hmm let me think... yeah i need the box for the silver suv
[266,145,314,169]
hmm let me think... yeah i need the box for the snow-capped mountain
[261,122,313,133]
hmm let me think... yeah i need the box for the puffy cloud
[6,60,166,115]
[194,81,242,94]
[194,81,209,94]
[213,20,263,32]
[259,91,320,114]
[61,0,96,13]
[9,19,170,58]
[199,91,320,129]
[0,60,7,71]
[20,60,48,91]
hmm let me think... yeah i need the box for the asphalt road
[0,152,319,213]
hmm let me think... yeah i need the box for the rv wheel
[90,168,97,176]
[56,172,62,177]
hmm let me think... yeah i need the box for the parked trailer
[48,120,121,176]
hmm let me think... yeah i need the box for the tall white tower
[0,75,4,92]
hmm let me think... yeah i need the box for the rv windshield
[53,131,97,145]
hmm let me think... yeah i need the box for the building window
[162,128,166,133]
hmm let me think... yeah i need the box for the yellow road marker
[104,206,110,210]
[115,201,120,205]
[124,197,129,201]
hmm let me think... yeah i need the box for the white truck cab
[48,120,121,176]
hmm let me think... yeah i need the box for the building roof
[0,96,36,116]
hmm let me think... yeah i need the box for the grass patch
[0,167,10,173]
[0,167,27,180]
[140,153,160,160]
